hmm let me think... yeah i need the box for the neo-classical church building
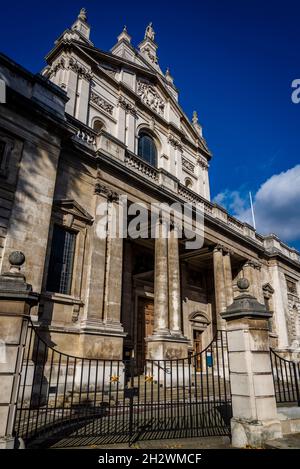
[0,9,300,368]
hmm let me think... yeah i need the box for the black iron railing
[270,349,300,406]
[14,320,231,448]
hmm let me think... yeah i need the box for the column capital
[94,182,119,202]
[223,246,234,256]
[244,259,262,270]
[213,243,224,253]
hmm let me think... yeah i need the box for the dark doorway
[193,329,203,371]
[136,297,154,374]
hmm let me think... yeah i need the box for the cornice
[4,87,71,139]
[0,53,68,101]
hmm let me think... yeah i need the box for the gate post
[221,278,282,448]
[0,252,38,449]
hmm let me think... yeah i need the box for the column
[0,252,38,449]
[168,225,182,336]
[103,196,124,328]
[221,278,282,448]
[81,182,125,358]
[147,220,188,368]
[126,112,136,153]
[65,68,78,116]
[76,76,90,124]
[153,220,169,334]
[213,245,227,328]
[117,101,126,143]
[223,249,234,306]
[83,185,108,325]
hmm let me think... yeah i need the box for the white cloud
[213,165,300,243]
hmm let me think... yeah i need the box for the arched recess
[185,177,193,189]
[189,311,210,370]
[92,118,106,133]
[189,311,210,331]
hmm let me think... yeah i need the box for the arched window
[93,119,104,133]
[138,132,157,166]
[185,178,193,189]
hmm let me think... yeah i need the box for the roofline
[0,52,68,101]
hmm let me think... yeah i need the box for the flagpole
[249,191,256,230]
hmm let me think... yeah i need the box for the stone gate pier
[0,252,38,449]
[221,278,282,448]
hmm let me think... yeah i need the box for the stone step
[277,406,300,434]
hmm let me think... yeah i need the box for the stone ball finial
[237,277,250,291]
[9,251,25,267]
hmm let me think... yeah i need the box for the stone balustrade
[68,115,97,146]
[124,150,159,182]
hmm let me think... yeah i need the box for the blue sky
[1,0,300,249]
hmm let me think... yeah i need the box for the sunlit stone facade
[0,9,299,365]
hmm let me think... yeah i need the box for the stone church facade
[0,9,300,368]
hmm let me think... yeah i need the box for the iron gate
[270,349,300,406]
[13,320,232,448]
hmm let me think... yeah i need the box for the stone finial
[165,67,174,84]
[145,22,155,41]
[192,111,203,137]
[237,277,250,292]
[8,251,25,275]
[0,250,36,294]
[117,24,132,43]
[192,111,198,125]
[78,8,87,22]
[221,277,270,321]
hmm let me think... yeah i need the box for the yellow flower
[110,375,119,383]
[145,375,153,382]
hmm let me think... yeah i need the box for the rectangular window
[46,225,76,294]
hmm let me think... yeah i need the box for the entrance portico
[121,215,260,371]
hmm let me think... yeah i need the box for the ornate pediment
[137,80,165,116]
[53,199,93,224]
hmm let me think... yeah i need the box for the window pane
[46,225,76,294]
[138,133,157,166]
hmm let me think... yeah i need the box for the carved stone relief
[90,91,114,115]
[48,57,93,81]
[118,96,137,115]
[69,58,93,80]
[168,134,182,151]
[182,158,195,173]
[137,81,165,116]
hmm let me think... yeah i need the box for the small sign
[206,352,213,367]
